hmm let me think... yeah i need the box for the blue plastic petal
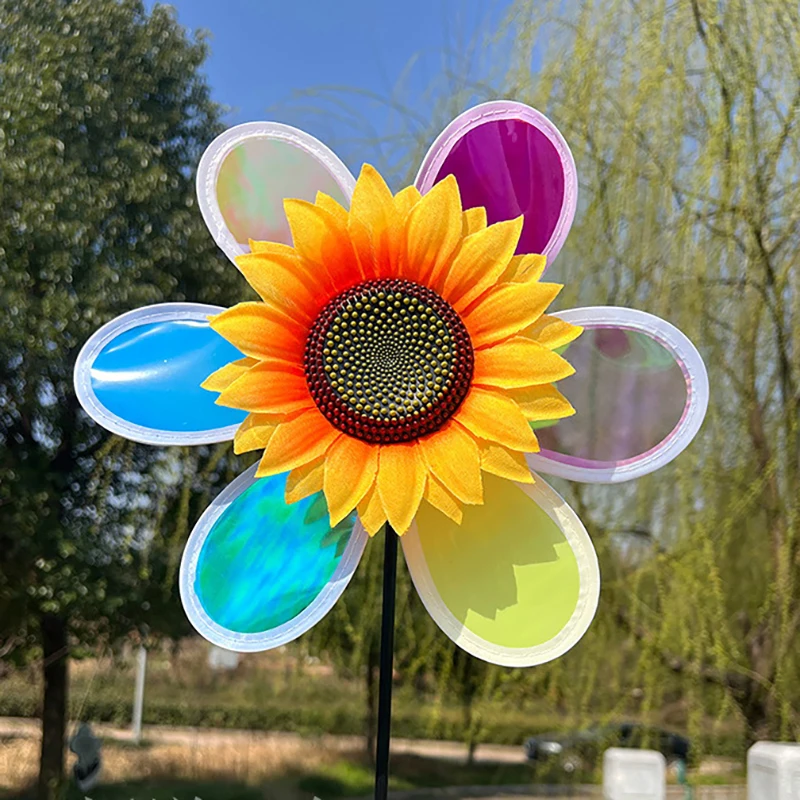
[180,466,367,652]
[74,303,247,445]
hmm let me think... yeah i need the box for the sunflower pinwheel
[75,102,708,666]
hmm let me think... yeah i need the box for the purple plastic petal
[416,102,577,268]
[527,307,709,484]
[538,328,687,463]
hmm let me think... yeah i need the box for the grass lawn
[0,752,539,800]
[2,779,267,800]
[298,754,536,797]
[0,724,545,800]
[0,727,746,800]
[0,755,747,800]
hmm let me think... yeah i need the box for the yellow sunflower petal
[249,240,294,256]
[347,215,375,281]
[210,302,306,362]
[284,198,361,292]
[323,436,379,527]
[348,164,400,280]
[201,358,259,393]
[285,456,325,504]
[217,362,313,414]
[527,315,584,350]
[503,252,547,283]
[315,191,349,224]
[245,239,331,307]
[358,484,387,537]
[407,175,463,287]
[423,475,463,524]
[394,185,421,217]
[462,206,487,237]
[473,337,575,389]
[376,443,427,534]
[443,216,523,313]
[233,413,279,455]
[257,409,341,477]
[418,421,483,505]
[463,282,563,349]
[247,239,338,302]
[478,440,534,483]
[509,385,576,421]
[237,250,320,323]
[351,164,395,216]
[456,388,540,452]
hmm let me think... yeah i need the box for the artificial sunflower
[202,165,579,536]
[75,101,708,666]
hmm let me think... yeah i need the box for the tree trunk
[38,614,68,800]
[740,683,773,746]
[466,732,477,767]
[463,687,477,765]
[458,653,478,766]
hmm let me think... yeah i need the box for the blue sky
[148,0,511,164]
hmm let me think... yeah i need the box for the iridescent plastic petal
[74,303,246,445]
[197,122,356,264]
[403,473,599,667]
[415,101,577,267]
[180,465,367,652]
[528,307,709,483]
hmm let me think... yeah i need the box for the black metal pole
[374,523,398,800]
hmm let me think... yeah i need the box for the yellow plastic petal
[444,217,523,313]
[407,175,463,287]
[527,314,584,350]
[376,442,427,534]
[509,385,576,421]
[201,358,259,393]
[217,362,313,414]
[285,456,325,504]
[323,436,379,527]
[403,473,599,665]
[463,282,563,349]
[257,409,340,477]
[418,421,483,505]
[457,388,540,452]
[423,475,463,524]
[233,413,279,455]
[461,206,487,237]
[478,441,534,483]
[210,303,306,363]
[473,337,575,389]
[358,484,387,537]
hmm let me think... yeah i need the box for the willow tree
[495,0,800,745]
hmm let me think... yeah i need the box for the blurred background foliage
[1,0,799,798]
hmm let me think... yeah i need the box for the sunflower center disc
[304,279,474,444]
